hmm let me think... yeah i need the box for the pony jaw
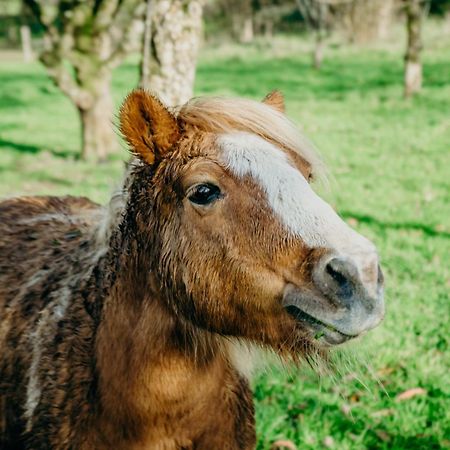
[284,304,355,345]
[281,282,385,346]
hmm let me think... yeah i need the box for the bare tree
[295,0,331,69]
[20,25,34,62]
[235,0,254,43]
[404,0,423,97]
[24,0,145,161]
[342,0,396,43]
[140,0,204,106]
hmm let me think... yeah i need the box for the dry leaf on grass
[271,439,297,450]
[349,393,361,403]
[375,430,391,442]
[371,408,394,418]
[376,366,394,377]
[340,403,352,416]
[395,387,427,401]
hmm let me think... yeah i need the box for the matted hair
[177,96,326,178]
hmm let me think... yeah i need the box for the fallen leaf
[371,408,394,418]
[343,372,358,382]
[271,440,297,450]
[423,189,435,202]
[377,366,394,376]
[396,387,427,401]
[340,403,352,416]
[375,430,391,442]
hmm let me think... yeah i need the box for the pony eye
[188,183,222,205]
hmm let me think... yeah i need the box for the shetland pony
[0,90,384,449]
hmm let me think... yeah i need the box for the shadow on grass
[341,211,450,238]
[37,174,73,187]
[0,138,74,159]
[0,93,27,109]
[195,57,450,100]
[365,430,445,450]
[0,74,55,104]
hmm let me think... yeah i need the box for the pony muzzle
[283,251,385,345]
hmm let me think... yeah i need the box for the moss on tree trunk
[78,91,115,161]
[140,0,204,106]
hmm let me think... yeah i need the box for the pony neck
[93,218,223,427]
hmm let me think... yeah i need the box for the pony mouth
[284,305,356,345]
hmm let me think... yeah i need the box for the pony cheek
[218,269,287,336]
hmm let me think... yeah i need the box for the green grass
[1,25,449,449]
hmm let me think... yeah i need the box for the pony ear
[119,89,181,165]
[262,90,285,113]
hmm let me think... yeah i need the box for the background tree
[295,0,331,69]
[230,0,254,43]
[252,0,300,39]
[19,23,33,62]
[403,0,423,97]
[340,0,396,44]
[140,0,204,106]
[24,0,144,161]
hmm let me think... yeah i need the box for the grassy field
[1,24,449,449]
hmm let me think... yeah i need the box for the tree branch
[92,0,122,31]
[40,50,93,109]
[104,0,145,69]
[23,0,60,45]
[315,0,355,4]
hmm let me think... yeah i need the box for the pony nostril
[326,262,347,286]
[324,258,355,300]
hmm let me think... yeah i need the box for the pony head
[118,89,384,357]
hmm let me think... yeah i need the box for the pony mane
[99,96,327,244]
[177,96,326,178]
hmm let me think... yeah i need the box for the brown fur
[263,90,285,113]
[1,92,346,449]
[120,90,181,165]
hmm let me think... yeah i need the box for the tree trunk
[240,18,254,44]
[347,0,395,44]
[404,0,423,97]
[313,32,325,69]
[141,0,204,106]
[377,0,395,40]
[78,78,115,161]
[264,20,274,39]
[140,0,153,87]
[230,0,253,44]
[312,2,327,70]
[20,25,34,62]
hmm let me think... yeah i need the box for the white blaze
[218,132,375,258]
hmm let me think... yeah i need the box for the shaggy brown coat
[0,90,382,449]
